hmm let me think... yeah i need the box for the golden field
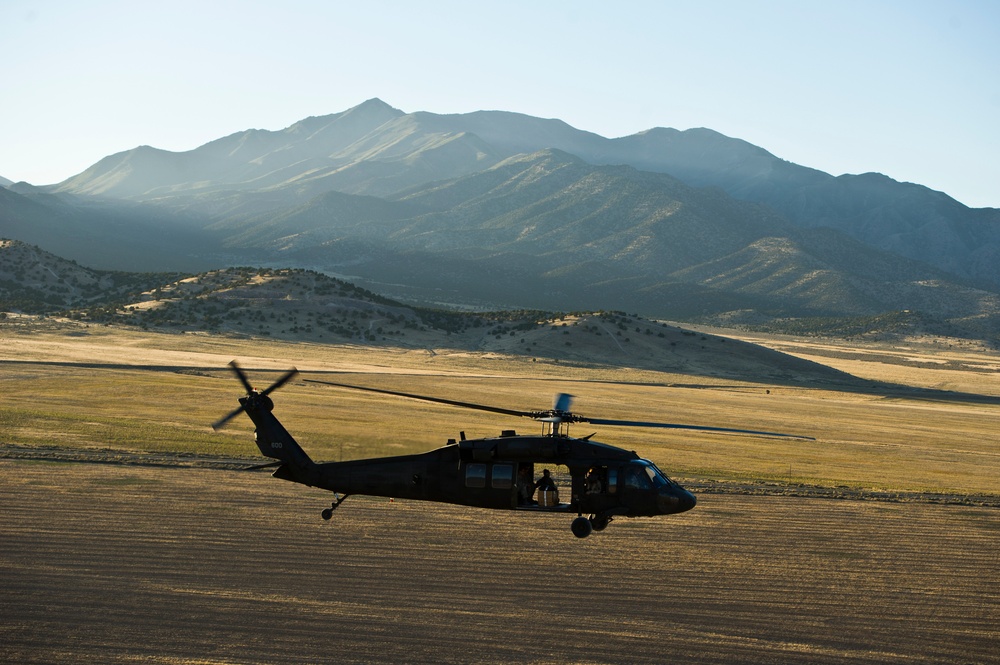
[2,318,998,495]
[1,317,998,663]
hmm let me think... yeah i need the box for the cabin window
[465,463,487,488]
[607,468,618,494]
[491,464,514,489]
[585,466,607,494]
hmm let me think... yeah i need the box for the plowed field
[2,460,996,664]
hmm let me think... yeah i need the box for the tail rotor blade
[212,405,247,431]
[261,368,299,397]
[214,362,298,431]
[228,360,255,394]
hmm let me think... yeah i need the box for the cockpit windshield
[639,460,674,488]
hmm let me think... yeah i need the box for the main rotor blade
[582,417,814,440]
[303,379,533,418]
[553,393,574,413]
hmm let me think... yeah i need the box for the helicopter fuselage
[292,431,697,519]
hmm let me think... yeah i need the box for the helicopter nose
[678,489,697,513]
[658,488,697,514]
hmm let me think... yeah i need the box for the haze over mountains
[2,99,998,339]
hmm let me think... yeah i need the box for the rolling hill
[0,240,862,385]
[0,239,184,313]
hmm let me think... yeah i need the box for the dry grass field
[2,318,999,663]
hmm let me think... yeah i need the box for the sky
[2,0,998,208]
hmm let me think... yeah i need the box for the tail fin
[214,362,316,485]
[242,396,314,467]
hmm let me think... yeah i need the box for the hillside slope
[0,239,184,312]
[0,245,857,386]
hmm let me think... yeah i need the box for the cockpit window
[639,460,675,488]
[624,464,652,490]
[624,461,676,490]
[644,465,668,488]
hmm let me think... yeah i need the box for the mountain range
[2,98,998,340]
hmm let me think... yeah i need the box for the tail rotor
[212,360,299,430]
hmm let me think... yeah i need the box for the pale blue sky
[2,0,998,207]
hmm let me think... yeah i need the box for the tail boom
[240,393,316,486]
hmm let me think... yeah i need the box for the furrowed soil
[2,320,999,663]
[1,461,997,665]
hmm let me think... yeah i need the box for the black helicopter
[213,361,811,538]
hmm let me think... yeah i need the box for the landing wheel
[321,494,349,521]
[589,514,612,531]
[571,516,593,539]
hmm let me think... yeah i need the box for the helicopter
[213,361,813,538]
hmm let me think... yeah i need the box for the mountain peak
[354,97,400,113]
[282,98,403,140]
